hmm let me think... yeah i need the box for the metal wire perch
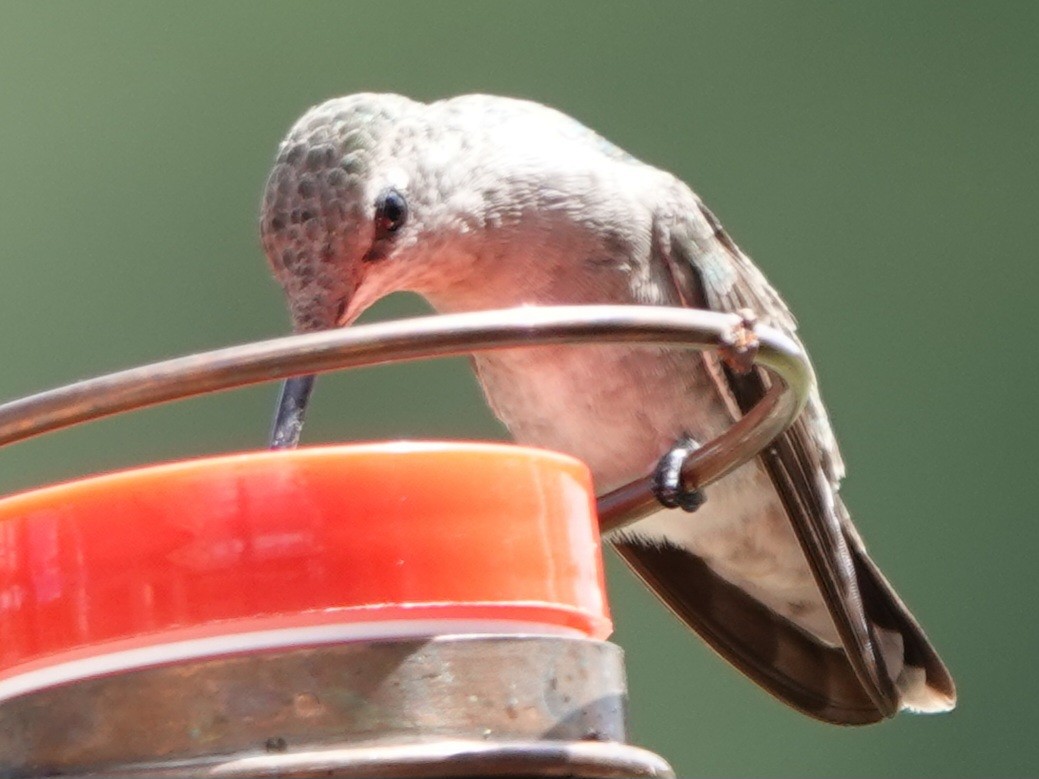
[0,305,811,531]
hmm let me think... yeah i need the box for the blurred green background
[0,2,1035,775]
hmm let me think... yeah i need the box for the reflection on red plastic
[0,443,609,697]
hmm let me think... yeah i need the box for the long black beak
[269,374,316,449]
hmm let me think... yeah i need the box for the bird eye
[374,188,408,235]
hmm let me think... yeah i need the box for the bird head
[260,92,654,445]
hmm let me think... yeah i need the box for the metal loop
[0,305,812,532]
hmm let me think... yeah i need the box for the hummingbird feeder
[0,305,810,778]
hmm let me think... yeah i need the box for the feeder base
[0,634,673,778]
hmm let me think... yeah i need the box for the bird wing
[610,188,954,722]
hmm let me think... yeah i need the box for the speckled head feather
[261,94,421,330]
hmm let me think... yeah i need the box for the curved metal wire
[0,306,812,532]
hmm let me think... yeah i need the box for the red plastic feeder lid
[0,442,610,701]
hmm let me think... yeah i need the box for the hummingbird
[259,93,955,724]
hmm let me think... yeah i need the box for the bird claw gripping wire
[652,435,707,513]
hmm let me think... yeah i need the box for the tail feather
[614,538,888,724]
[612,524,955,722]
[847,525,956,713]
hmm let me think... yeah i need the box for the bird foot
[653,435,707,512]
